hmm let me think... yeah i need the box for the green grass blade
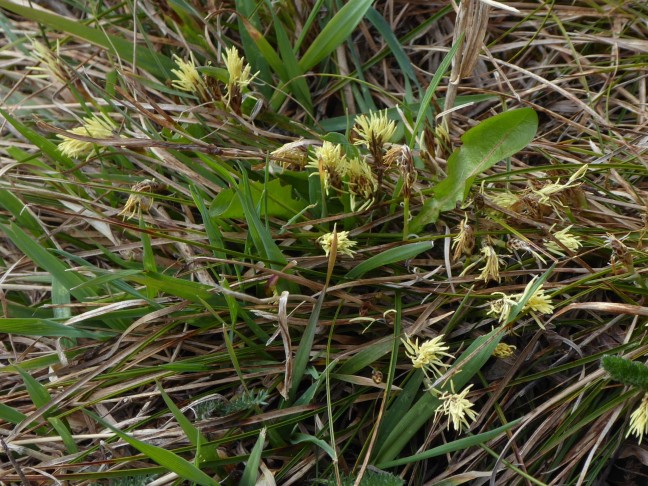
[0,403,27,424]
[85,410,218,486]
[0,223,94,301]
[409,33,463,148]
[345,241,433,279]
[0,318,102,338]
[240,427,266,486]
[365,8,419,88]
[377,419,522,468]
[237,169,287,269]
[299,0,373,71]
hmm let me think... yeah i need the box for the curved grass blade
[240,427,266,486]
[377,419,521,468]
[345,241,433,280]
[299,0,373,71]
[84,410,218,486]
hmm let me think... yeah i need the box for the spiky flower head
[271,140,309,169]
[30,39,68,84]
[308,141,347,194]
[402,335,454,378]
[545,225,583,255]
[318,227,357,258]
[452,214,475,260]
[435,384,478,433]
[346,156,377,207]
[57,115,116,160]
[354,111,396,150]
[493,342,516,359]
[488,277,554,325]
[519,277,554,315]
[223,46,256,90]
[118,179,162,219]
[477,245,503,283]
[627,393,648,444]
[489,191,519,209]
[487,293,517,324]
[171,54,207,98]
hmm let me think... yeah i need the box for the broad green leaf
[211,178,305,220]
[127,272,213,303]
[377,419,521,468]
[290,290,326,402]
[345,241,433,280]
[240,427,266,486]
[0,318,95,339]
[85,410,218,486]
[411,108,538,232]
[299,0,373,71]
[15,366,51,409]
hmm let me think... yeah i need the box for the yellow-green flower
[487,294,517,324]
[271,140,309,169]
[627,393,648,444]
[171,55,207,98]
[346,156,377,208]
[477,245,502,283]
[493,342,516,359]
[402,335,454,377]
[318,228,357,257]
[488,277,554,325]
[308,141,347,194]
[520,278,554,315]
[452,214,475,261]
[545,225,583,255]
[489,191,519,209]
[30,39,68,84]
[224,46,256,88]
[118,179,161,219]
[435,384,478,433]
[353,111,396,149]
[57,115,116,160]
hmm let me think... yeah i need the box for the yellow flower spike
[318,228,357,257]
[401,335,454,378]
[487,294,516,324]
[171,54,207,98]
[118,179,163,220]
[57,115,116,160]
[545,225,583,255]
[353,111,397,150]
[452,214,475,261]
[627,393,648,444]
[519,277,554,315]
[489,191,519,209]
[477,245,503,283]
[271,140,310,169]
[223,46,257,89]
[493,342,516,359]
[30,39,68,84]
[308,141,347,194]
[435,383,479,433]
[346,156,377,208]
